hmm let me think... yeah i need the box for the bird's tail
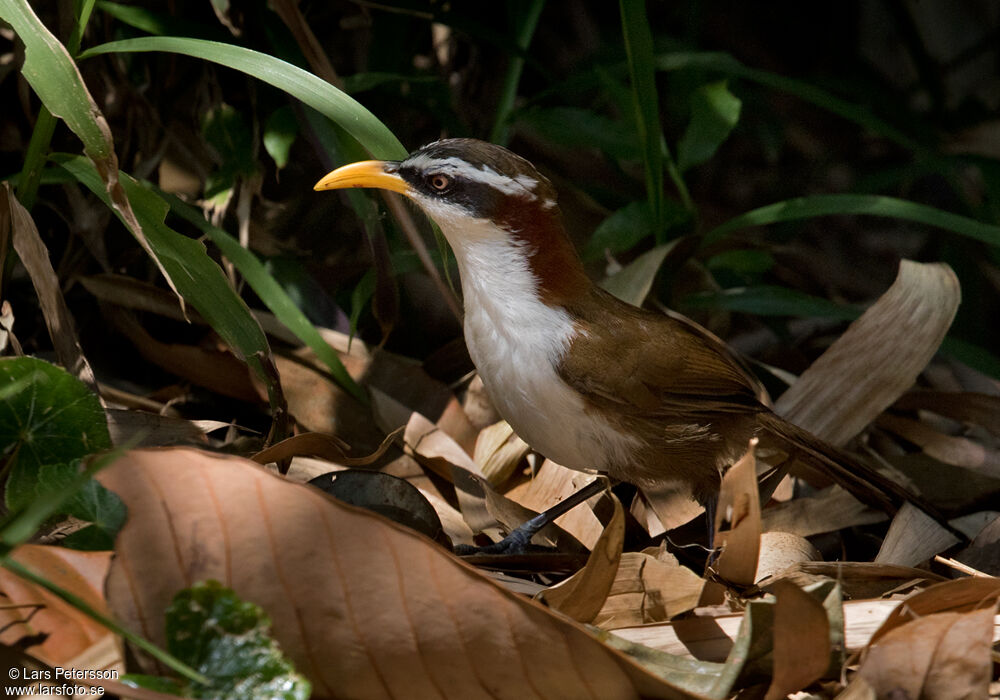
[756,411,966,542]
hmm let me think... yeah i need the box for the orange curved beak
[313,160,410,196]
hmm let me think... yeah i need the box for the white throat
[417,197,641,472]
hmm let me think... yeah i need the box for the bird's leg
[454,477,609,556]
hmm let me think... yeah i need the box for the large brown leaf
[100,448,701,699]
[0,545,120,671]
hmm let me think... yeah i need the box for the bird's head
[315,138,591,304]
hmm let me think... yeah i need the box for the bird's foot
[453,513,548,556]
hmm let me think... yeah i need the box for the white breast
[433,214,640,472]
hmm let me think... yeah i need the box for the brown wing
[558,287,763,418]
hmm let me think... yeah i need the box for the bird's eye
[428,174,451,191]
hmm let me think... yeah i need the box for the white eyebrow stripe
[406,154,539,198]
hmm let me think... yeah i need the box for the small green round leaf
[0,356,110,473]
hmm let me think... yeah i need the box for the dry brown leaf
[0,545,121,671]
[713,439,761,587]
[877,413,1000,477]
[404,409,481,478]
[764,580,831,700]
[3,183,98,392]
[105,409,229,447]
[957,512,1000,576]
[100,448,699,699]
[834,676,877,699]
[775,259,960,445]
[754,561,944,600]
[610,598,901,662]
[110,308,261,402]
[894,390,1000,438]
[634,484,704,535]
[251,428,403,467]
[874,502,963,566]
[857,607,994,699]
[867,576,1000,645]
[761,485,886,538]
[537,493,625,622]
[592,549,704,630]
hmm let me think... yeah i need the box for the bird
[314,138,955,552]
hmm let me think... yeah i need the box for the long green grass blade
[1,557,210,685]
[489,0,546,145]
[620,0,668,234]
[164,192,367,404]
[704,194,1000,247]
[682,285,860,321]
[79,37,407,160]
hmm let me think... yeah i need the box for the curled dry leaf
[251,427,403,467]
[753,531,820,583]
[857,607,995,699]
[763,580,831,700]
[775,260,960,446]
[712,439,761,587]
[0,545,121,672]
[536,492,625,622]
[100,448,700,699]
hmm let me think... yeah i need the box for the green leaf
[79,36,407,160]
[677,80,742,172]
[165,581,310,700]
[682,285,860,321]
[263,106,298,171]
[584,201,656,260]
[706,249,775,276]
[600,240,685,307]
[0,357,110,474]
[53,155,283,405]
[96,0,229,39]
[703,194,1000,247]
[654,51,925,154]
[489,0,546,145]
[6,462,126,550]
[940,337,1000,381]
[0,0,111,160]
[599,631,725,697]
[0,357,123,550]
[202,103,258,198]
[162,191,367,403]
[584,200,690,262]
[515,106,640,161]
